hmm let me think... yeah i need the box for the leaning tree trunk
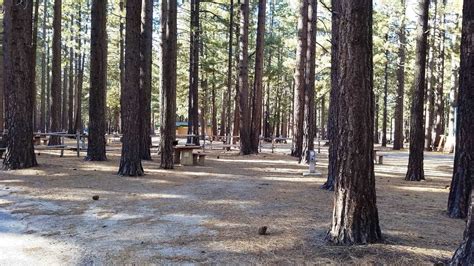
[49,0,62,145]
[118,0,144,176]
[447,0,474,220]
[139,0,153,160]
[406,0,429,182]
[250,0,266,154]
[393,0,406,150]
[2,0,38,170]
[321,0,340,191]
[86,0,108,162]
[160,0,177,169]
[291,0,308,159]
[327,0,382,245]
[238,0,252,155]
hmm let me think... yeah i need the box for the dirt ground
[0,143,465,264]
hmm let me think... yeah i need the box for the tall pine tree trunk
[0,12,4,133]
[250,0,266,153]
[68,13,75,134]
[425,0,438,151]
[225,0,234,145]
[238,0,251,155]
[291,0,308,158]
[187,0,200,146]
[86,0,108,161]
[302,0,317,162]
[406,0,430,181]
[119,0,125,133]
[139,0,153,159]
[74,6,83,134]
[119,0,144,175]
[32,0,40,131]
[393,0,406,150]
[447,0,474,220]
[382,34,389,147]
[49,0,62,145]
[3,0,38,170]
[321,0,340,191]
[434,0,447,148]
[160,0,177,169]
[62,64,68,131]
[327,0,381,245]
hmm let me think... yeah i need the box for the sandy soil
[0,143,465,264]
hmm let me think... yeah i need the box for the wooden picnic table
[174,145,201,166]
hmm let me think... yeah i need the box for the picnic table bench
[373,149,384,164]
[35,145,67,157]
[174,145,201,166]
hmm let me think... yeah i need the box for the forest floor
[0,142,465,264]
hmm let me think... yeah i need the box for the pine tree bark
[68,13,75,134]
[238,0,252,155]
[139,0,153,160]
[86,0,108,162]
[393,0,406,150]
[250,0,266,153]
[327,0,381,245]
[0,13,4,133]
[211,73,217,137]
[32,0,40,131]
[291,0,308,158]
[46,40,51,132]
[49,0,62,145]
[187,0,200,146]
[406,0,430,181]
[232,16,240,144]
[451,190,474,264]
[374,94,379,144]
[39,0,48,132]
[3,0,38,170]
[425,0,438,151]
[382,34,389,147]
[160,0,177,169]
[119,0,125,133]
[434,0,447,148]
[118,0,144,175]
[219,92,226,136]
[74,6,83,134]
[321,0,340,191]
[62,65,68,131]
[302,0,317,162]
[447,0,474,220]
[225,0,234,145]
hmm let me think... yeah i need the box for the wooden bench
[174,145,200,165]
[192,152,207,166]
[373,149,384,164]
[35,145,67,157]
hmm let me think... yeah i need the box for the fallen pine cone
[258,226,268,235]
[92,195,99,200]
